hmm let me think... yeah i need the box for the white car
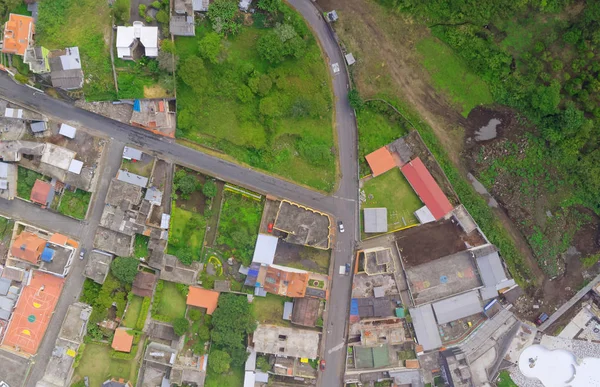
[338,221,345,233]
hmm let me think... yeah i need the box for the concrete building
[253,324,320,360]
[363,208,388,233]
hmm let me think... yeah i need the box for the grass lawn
[362,168,422,231]
[121,158,154,178]
[416,37,493,117]
[17,166,46,199]
[36,0,115,100]
[175,13,336,192]
[167,205,207,261]
[133,234,150,259]
[155,281,187,321]
[205,363,244,387]
[57,189,91,219]
[285,246,330,274]
[123,295,144,328]
[357,101,410,177]
[496,371,518,387]
[217,192,262,266]
[73,343,138,386]
[252,293,291,326]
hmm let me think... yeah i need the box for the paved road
[286,1,359,386]
[0,199,82,238]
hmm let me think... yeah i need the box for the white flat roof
[415,205,435,224]
[68,159,83,174]
[252,234,278,265]
[59,123,76,138]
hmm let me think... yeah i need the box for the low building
[252,234,278,265]
[263,264,309,298]
[186,286,220,315]
[363,208,388,233]
[112,328,134,353]
[116,22,158,60]
[59,124,77,139]
[291,297,320,327]
[116,169,149,188]
[11,231,46,264]
[48,47,84,90]
[23,46,50,74]
[170,15,195,36]
[122,146,143,161]
[132,271,157,298]
[253,324,320,360]
[410,304,442,351]
[30,179,52,206]
[2,14,35,56]
[365,146,396,177]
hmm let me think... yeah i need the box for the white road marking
[328,341,345,354]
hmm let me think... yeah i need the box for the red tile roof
[186,287,219,315]
[11,232,45,263]
[365,146,396,177]
[2,14,34,56]
[401,157,453,220]
[112,328,134,352]
[30,180,51,205]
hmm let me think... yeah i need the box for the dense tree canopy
[210,294,256,366]
[110,257,139,284]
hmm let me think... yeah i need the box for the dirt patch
[144,85,169,99]
[395,219,486,267]
[572,213,600,257]
[464,106,515,145]
[273,240,330,274]
[174,168,207,212]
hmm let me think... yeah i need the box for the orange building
[263,264,309,298]
[10,232,46,264]
[111,328,134,352]
[186,287,220,315]
[2,14,35,56]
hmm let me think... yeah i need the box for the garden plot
[151,280,187,322]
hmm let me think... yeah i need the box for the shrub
[188,308,202,321]
[202,180,217,198]
[151,0,161,9]
[256,356,270,372]
[199,271,216,289]
[110,257,139,284]
[138,4,146,16]
[136,297,151,330]
[156,10,169,24]
[173,317,190,336]
[112,0,131,24]
[208,349,231,374]
[199,32,223,64]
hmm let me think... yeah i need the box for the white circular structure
[518,344,600,386]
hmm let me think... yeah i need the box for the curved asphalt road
[0,1,358,385]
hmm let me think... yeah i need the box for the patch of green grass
[581,253,600,269]
[121,158,154,178]
[217,192,262,266]
[252,293,291,326]
[116,70,156,99]
[123,295,144,328]
[0,217,14,240]
[175,14,336,192]
[17,166,45,199]
[155,281,187,321]
[205,363,244,387]
[73,342,138,386]
[357,101,410,176]
[362,168,422,230]
[133,234,150,259]
[58,189,91,219]
[167,205,207,260]
[497,371,518,387]
[417,37,493,117]
[36,0,115,100]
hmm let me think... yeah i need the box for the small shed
[363,208,388,233]
[160,214,170,229]
[68,159,83,174]
[327,10,338,22]
[59,124,76,139]
[365,146,396,177]
[30,121,47,133]
[123,146,143,161]
[251,234,278,265]
[345,53,356,66]
[283,302,293,320]
[414,206,435,224]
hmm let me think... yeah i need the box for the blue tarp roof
[244,263,260,287]
[350,299,359,316]
[41,247,55,262]
[133,100,141,112]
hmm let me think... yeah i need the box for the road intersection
[0,1,358,385]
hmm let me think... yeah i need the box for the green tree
[208,350,231,374]
[112,0,130,24]
[197,324,211,342]
[188,308,202,321]
[161,39,176,54]
[211,294,256,352]
[256,356,270,372]
[199,32,223,64]
[259,96,282,118]
[237,85,254,103]
[151,0,161,8]
[156,10,169,24]
[110,257,139,284]
[202,180,217,198]
[257,0,281,13]
[179,56,208,91]
[175,173,198,196]
[173,317,190,336]
[138,4,146,16]
[257,31,285,63]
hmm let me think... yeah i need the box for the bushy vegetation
[133,234,150,258]
[57,189,91,219]
[175,3,335,191]
[110,257,139,284]
[80,275,128,339]
[16,166,45,199]
[216,192,262,265]
[36,0,115,100]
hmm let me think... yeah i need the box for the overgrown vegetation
[17,166,45,199]
[110,257,139,284]
[216,191,262,266]
[175,0,335,192]
[36,0,115,100]
[80,275,128,341]
[151,280,187,322]
[133,234,150,258]
[57,189,91,219]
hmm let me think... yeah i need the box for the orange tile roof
[186,287,220,315]
[2,14,35,56]
[11,232,45,264]
[365,146,396,177]
[263,265,309,298]
[49,233,68,246]
[111,328,134,352]
[2,271,64,355]
[30,180,51,205]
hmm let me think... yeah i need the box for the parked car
[338,221,345,233]
[267,223,273,233]
[319,359,326,371]
[79,248,87,260]
[535,312,549,325]
[345,263,351,276]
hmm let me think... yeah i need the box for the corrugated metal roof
[252,234,278,265]
[415,205,435,224]
[401,157,453,220]
[245,347,256,371]
[59,124,76,138]
[0,162,8,178]
[283,302,293,320]
[30,121,47,133]
[161,214,170,229]
[432,290,483,325]
[364,208,388,233]
[410,304,442,351]
[476,249,507,288]
[116,170,149,187]
[123,146,143,160]
[68,159,83,174]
